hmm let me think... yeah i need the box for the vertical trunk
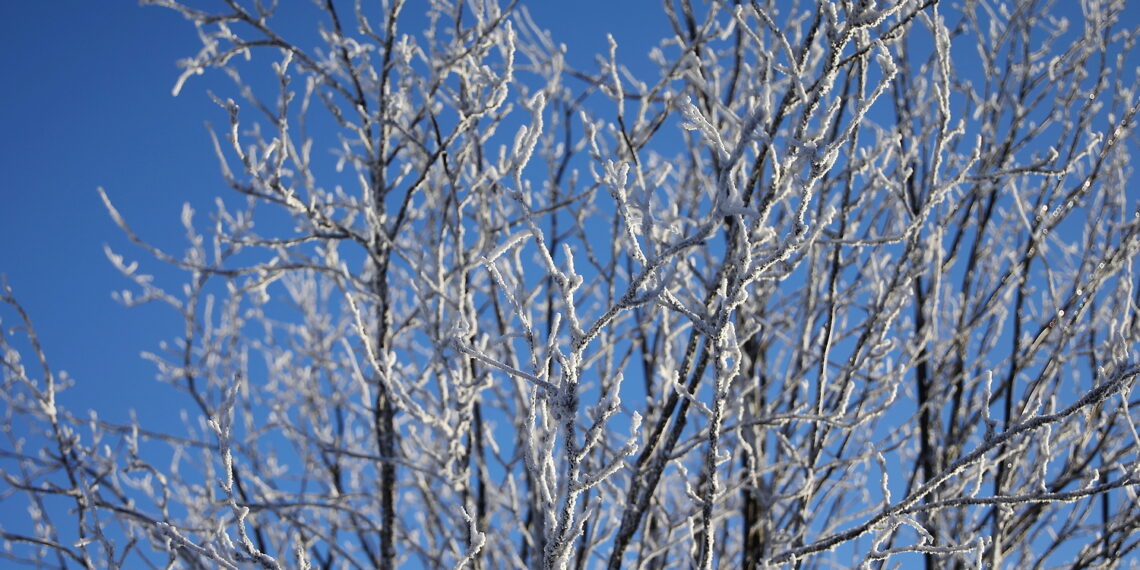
[374,256,398,569]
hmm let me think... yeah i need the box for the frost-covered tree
[4,0,1140,568]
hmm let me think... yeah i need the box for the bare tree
[4,0,1140,567]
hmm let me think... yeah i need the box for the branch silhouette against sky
[2,1,1140,568]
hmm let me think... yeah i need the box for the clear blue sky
[2,2,220,427]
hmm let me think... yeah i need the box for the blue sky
[2,2,219,427]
